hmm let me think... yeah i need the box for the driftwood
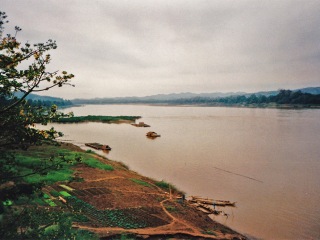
[189,196,236,207]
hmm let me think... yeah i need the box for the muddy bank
[60,142,246,239]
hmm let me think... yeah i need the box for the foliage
[27,98,73,107]
[0,10,75,187]
[168,89,320,106]
[0,11,77,238]
[0,207,98,240]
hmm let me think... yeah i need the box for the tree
[0,11,78,237]
[0,10,74,171]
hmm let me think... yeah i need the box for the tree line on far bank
[72,89,320,106]
[170,89,320,106]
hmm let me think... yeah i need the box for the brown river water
[46,104,320,239]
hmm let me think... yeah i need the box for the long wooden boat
[85,143,111,151]
[190,196,236,207]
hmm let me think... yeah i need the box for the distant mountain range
[71,87,320,104]
[13,87,320,105]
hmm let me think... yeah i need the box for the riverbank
[16,142,246,239]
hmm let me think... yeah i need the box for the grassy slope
[11,144,244,239]
[15,144,113,184]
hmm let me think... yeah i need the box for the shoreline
[60,142,247,239]
[69,102,320,110]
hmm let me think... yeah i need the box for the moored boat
[189,196,236,207]
[85,143,112,151]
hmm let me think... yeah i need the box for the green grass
[15,144,113,185]
[56,115,140,123]
[24,168,74,184]
[130,178,153,188]
[44,199,57,207]
[83,157,114,171]
[155,180,177,191]
[85,149,95,154]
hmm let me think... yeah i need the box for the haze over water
[51,105,320,239]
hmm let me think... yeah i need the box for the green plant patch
[2,200,13,206]
[43,193,51,199]
[44,199,57,207]
[130,178,153,188]
[25,168,74,184]
[59,191,72,197]
[155,180,177,191]
[85,149,95,154]
[66,196,147,229]
[83,157,114,171]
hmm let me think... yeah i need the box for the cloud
[1,0,320,98]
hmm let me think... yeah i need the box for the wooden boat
[190,196,236,207]
[146,131,161,138]
[85,143,111,151]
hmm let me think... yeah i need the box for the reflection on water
[48,105,320,239]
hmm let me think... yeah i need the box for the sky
[2,0,320,99]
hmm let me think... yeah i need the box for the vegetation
[26,98,73,107]
[66,196,148,228]
[0,207,98,239]
[155,180,177,191]
[169,89,320,107]
[56,115,140,123]
[0,11,85,238]
[12,145,114,185]
[83,157,114,171]
[71,88,320,108]
[130,178,153,188]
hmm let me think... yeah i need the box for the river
[48,104,320,239]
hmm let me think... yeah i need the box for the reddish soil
[51,143,247,239]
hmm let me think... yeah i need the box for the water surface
[49,105,320,239]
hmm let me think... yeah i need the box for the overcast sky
[2,0,320,98]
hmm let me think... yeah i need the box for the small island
[55,115,141,124]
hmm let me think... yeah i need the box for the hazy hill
[72,87,320,104]
[13,92,72,106]
[13,87,320,105]
[14,92,65,102]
